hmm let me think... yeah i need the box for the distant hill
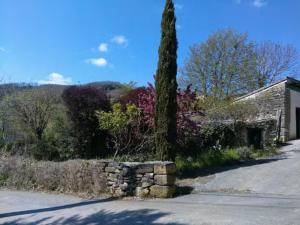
[0,81,127,100]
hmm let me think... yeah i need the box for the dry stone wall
[105,161,176,198]
[0,157,177,198]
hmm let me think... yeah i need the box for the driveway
[192,139,300,196]
[1,140,300,225]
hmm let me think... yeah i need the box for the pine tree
[154,0,178,161]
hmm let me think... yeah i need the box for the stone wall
[0,157,176,198]
[104,161,176,198]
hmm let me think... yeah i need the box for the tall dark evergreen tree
[154,0,178,161]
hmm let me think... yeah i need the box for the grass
[176,145,279,177]
[248,145,279,159]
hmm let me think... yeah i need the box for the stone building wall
[236,120,277,147]
[0,157,177,198]
[237,81,289,141]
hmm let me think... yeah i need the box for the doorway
[296,108,300,139]
[248,128,263,149]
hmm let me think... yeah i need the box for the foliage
[118,87,147,108]
[31,140,60,161]
[254,41,299,87]
[62,85,110,159]
[175,149,240,176]
[248,145,279,159]
[180,28,299,98]
[97,103,153,159]
[124,84,200,142]
[199,123,236,150]
[3,87,60,141]
[204,99,259,124]
[42,106,75,160]
[154,0,178,161]
[180,29,257,99]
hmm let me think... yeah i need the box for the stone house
[235,77,300,148]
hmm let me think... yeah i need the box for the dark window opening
[296,108,300,139]
[247,128,263,149]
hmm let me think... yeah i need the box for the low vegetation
[176,146,279,177]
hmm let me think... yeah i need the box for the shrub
[43,107,75,160]
[31,140,60,161]
[62,86,110,159]
[118,87,147,108]
[0,157,108,196]
[199,122,236,149]
[120,84,202,154]
[96,103,154,159]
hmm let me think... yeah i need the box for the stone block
[154,163,176,175]
[120,182,129,191]
[108,161,121,167]
[105,167,116,173]
[150,185,176,198]
[136,187,150,198]
[145,173,154,179]
[142,181,152,188]
[114,188,126,197]
[136,164,154,174]
[154,175,176,186]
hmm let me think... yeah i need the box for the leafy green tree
[154,0,178,161]
[180,29,257,99]
[180,29,299,98]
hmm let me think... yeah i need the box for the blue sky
[0,0,299,86]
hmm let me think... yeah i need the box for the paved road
[1,190,300,225]
[1,140,300,225]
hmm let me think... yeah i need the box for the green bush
[97,103,154,159]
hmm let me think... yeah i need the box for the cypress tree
[154,0,178,161]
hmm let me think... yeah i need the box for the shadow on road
[1,209,186,225]
[0,198,116,219]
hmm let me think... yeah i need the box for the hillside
[0,81,126,100]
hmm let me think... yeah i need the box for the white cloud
[111,35,128,46]
[98,43,108,52]
[235,0,267,7]
[252,0,267,8]
[86,58,108,67]
[175,4,183,10]
[0,47,7,53]
[176,24,183,29]
[38,73,72,85]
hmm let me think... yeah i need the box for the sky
[0,0,299,86]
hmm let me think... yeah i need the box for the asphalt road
[1,140,300,225]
